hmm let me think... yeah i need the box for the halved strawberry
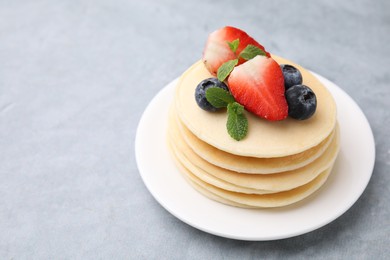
[227,55,288,121]
[202,26,270,75]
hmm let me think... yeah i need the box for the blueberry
[285,85,317,120]
[195,78,229,112]
[280,64,303,90]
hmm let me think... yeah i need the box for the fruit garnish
[280,64,303,90]
[202,26,270,75]
[285,85,317,120]
[195,78,229,112]
[228,55,288,121]
[195,27,318,140]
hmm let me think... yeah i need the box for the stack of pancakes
[167,55,339,208]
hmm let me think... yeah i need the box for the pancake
[168,114,340,192]
[169,147,256,208]
[174,110,335,174]
[168,131,274,194]
[172,150,334,208]
[175,55,337,158]
[186,178,255,208]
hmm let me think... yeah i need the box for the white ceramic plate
[135,72,375,241]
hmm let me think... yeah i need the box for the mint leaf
[217,59,238,82]
[226,102,248,141]
[239,44,267,60]
[205,87,235,108]
[227,39,240,53]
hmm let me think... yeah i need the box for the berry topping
[195,78,229,112]
[227,55,288,121]
[202,26,270,75]
[280,64,303,90]
[285,85,317,120]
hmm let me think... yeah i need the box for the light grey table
[1,0,389,258]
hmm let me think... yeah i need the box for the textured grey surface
[0,0,389,258]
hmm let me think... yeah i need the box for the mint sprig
[205,87,235,108]
[227,39,240,53]
[205,86,248,141]
[227,102,248,141]
[239,44,267,60]
[217,59,238,82]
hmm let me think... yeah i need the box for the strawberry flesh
[227,55,288,121]
[202,26,270,75]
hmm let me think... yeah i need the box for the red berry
[227,55,288,121]
[202,26,270,75]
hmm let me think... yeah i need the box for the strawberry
[227,55,288,121]
[202,26,270,75]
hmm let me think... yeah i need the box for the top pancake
[175,55,337,158]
